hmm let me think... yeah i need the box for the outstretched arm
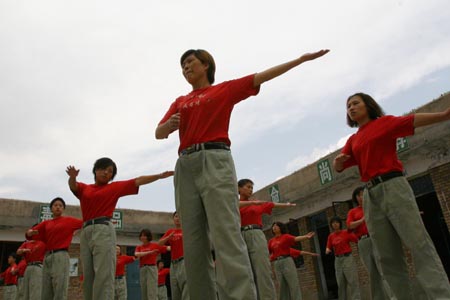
[135,249,159,258]
[253,49,330,87]
[294,231,315,242]
[274,202,296,208]
[66,165,80,193]
[135,171,174,187]
[414,108,450,128]
[301,250,320,257]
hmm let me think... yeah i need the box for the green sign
[317,159,333,185]
[396,137,409,153]
[112,211,123,230]
[39,204,53,223]
[268,185,280,203]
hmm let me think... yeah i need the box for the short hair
[346,92,385,127]
[50,197,66,209]
[92,157,117,180]
[157,259,164,266]
[271,221,288,235]
[139,229,153,241]
[8,253,17,260]
[238,179,254,188]
[329,216,342,228]
[180,49,216,84]
[352,186,365,204]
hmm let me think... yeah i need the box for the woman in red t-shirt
[155,48,329,300]
[334,92,450,299]
[268,221,315,300]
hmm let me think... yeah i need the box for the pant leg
[158,286,168,300]
[91,223,116,300]
[41,254,54,300]
[243,230,276,300]
[199,150,257,300]
[170,260,190,300]
[114,277,127,300]
[341,255,360,300]
[364,186,413,300]
[81,227,95,300]
[4,285,17,300]
[140,267,149,300]
[335,257,347,300]
[175,155,217,300]
[24,265,43,300]
[281,258,302,300]
[358,237,392,300]
[148,266,158,300]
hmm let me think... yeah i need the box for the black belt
[115,275,124,279]
[359,234,370,240]
[141,264,156,268]
[366,171,404,189]
[158,284,165,287]
[46,248,68,255]
[179,142,230,156]
[172,257,184,263]
[241,224,262,232]
[274,255,290,261]
[28,261,43,266]
[83,217,111,228]
[335,252,352,257]
[5,283,16,286]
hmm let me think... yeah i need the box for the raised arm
[294,231,315,242]
[135,171,174,187]
[253,49,330,87]
[66,165,80,193]
[273,202,296,208]
[155,113,180,139]
[413,108,450,128]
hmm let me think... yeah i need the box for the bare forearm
[414,110,450,128]
[253,57,305,87]
[348,219,364,229]
[155,122,173,139]
[135,175,161,187]
[68,177,78,193]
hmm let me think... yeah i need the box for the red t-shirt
[17,259,27,277]
[270,248,302,261]
[341,115,415,181]
[157,268,170,285]
[0,264,18,285]
[135,243,168,267]
[159,74,260,153]
[32,216,82,251]
[116,255,135,276]
[160,228,184,260]
[346,206,368,238]
[326,230,358,255]
[268,234,296,259]
[18,240,46,263]
[75,179,139,221]
[240,201,275,226]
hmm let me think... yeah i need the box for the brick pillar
[429,162,450,232]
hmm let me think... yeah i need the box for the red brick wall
[430,162,450,232]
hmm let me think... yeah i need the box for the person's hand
[285,202,296,207]
[26,229,39,237]
[325,248,331,255]
[311,252,320,257]
[333,153,351,171]
[66,165,80,178]
[159,171,174,179]
[168,113,180,131]
[305,232,315,239]
[300,49,330,62]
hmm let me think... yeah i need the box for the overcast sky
[1,0,449,213]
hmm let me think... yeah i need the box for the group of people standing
[2,46,450,300]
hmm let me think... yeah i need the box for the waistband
[141,264,156,268]
[241,224,262,232]
[115,275,124,279]
[366,171,404,189]
[179,142,230,156]
[335,252,352,258]
[83,216,111,228]
[274,255,290,261]
[158,284,166,287]
[46,248,68,255]
[171,257,184,264]
[5,283,16,286]
[28,261,43,266]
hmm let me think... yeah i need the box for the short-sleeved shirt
[18,240,46,263]
[116,255,135,276]
[240,201,275,227]
[32,216,82,251]
[160,228,184,260]
[268,234,296,259]
[159,74,260,153]
[326,230,358,255]
[135,243,168,267]
[157,268,170,285]
[346,206,368,238]
[341,115,415,181]
[75,179,139,221]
